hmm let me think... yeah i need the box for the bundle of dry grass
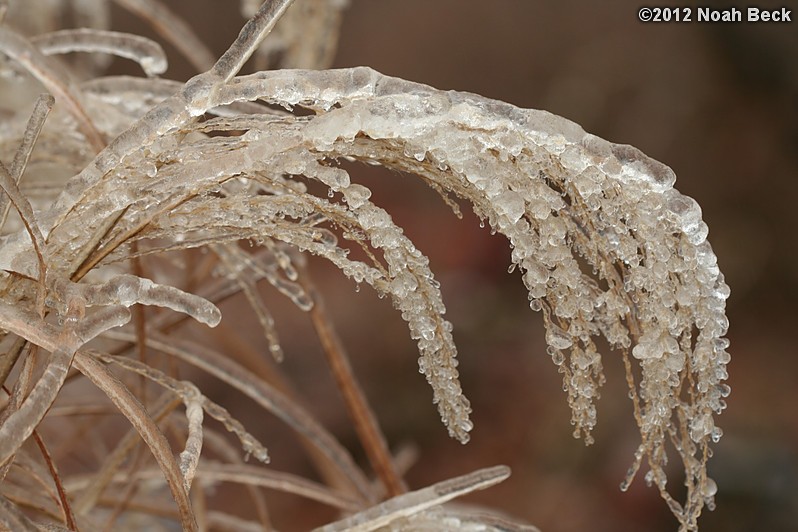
[0,1,729,530]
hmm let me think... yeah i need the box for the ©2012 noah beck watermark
[637,7,792,23]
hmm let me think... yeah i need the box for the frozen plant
[0,1,729,530]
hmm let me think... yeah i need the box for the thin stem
[112,0,215,72]
[300,273,407,498]
[211,0,295,82]
[72,393,181,514]
[130,243,149,407]
[31,29,167,77]
[31,430,78,531]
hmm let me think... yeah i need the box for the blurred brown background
[107,1,797,530]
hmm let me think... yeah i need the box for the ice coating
[199,67,727,526]
[0,62,728,527]
[50,275,221,327]
[32,29,168,77]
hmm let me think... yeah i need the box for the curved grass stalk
[168,66,728,525]
[69,463,363,512]
[71,392,181,515]
[103,329,375,503]
[72,352,197,532]
[0,3,730,529]
[51,274,221,328]
[84,349,270,464]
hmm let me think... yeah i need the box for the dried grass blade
[68,463,362,513]
[72,352,197,532]
[193,463,362,511]
[31,431,77,530]
[302,276,406,497]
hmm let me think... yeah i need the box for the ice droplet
[665,190,703,238]
[342,184,372,209]
[493,190,525,223]
[689,413,714,443]
[611,143,677,191]
[144,162,157,177]
[550,349,565,366]
[702,477,718,498]
[546,322,573,350]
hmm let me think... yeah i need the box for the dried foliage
[0,0,729,530]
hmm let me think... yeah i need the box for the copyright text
[638,7,792,23]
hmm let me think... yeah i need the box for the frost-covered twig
[32,29,168,77]
[49,274,221,328]
[315,465,511,532]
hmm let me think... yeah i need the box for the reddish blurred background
[105,1,798,530]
